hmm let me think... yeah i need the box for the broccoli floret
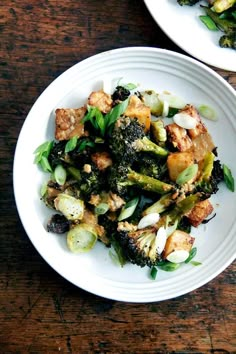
[48,141,67,169]
[195,160,224,197]
[116,226,161,267]
[219,32,236,49]
[109,117,168,163]
[108,163,174,198]
[67,163,104,199]
[135,154,167,180]
[177,0,200,5]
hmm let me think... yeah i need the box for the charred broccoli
[108,163,174,197]
[116,225,161,267]
[112,85,131,103]
[109,117,168,163]
[195,160,224,197]
[67,163,104,199]
[177,0,200,5]
[219,31,236,49]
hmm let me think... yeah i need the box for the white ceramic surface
[13,47,236,302]
[144,0,236,71]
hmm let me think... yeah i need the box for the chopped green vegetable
[157,261,181,272]
[65,136,78,153]
[190,261,202,266]
[34,140,54,172]
[185,247,197,263]
[118,197,139,221]
[176,164,198,185]
[54,164,67,185]
[223,164,235,192]
[198,104,217,121]
[67,223,97,253]
[150,266,158,280]
[95,203,109,215]
[199,15,219,30]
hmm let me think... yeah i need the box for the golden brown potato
[55,107,86,140]
[186,199,214,227]
[166,123,192,151]
[124,95,151,132]
[88,90,113,113]
[162,230,195,259]
[167,151,194,182]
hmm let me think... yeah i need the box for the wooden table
[1,1,235,352]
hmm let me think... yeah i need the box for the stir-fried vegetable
[34,82,234,278]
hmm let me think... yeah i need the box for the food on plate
[177,0,236,50]
[34,82,234,278]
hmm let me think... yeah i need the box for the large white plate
[144,0,236,71]
[13,47,236,302]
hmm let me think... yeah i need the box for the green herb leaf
[150,266,158,280]
[65,136,78,153]
[185,247,197,263]
[78,139,95,152]
[223,164,235,192]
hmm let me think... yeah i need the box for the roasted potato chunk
[166,123,192,152]
[167,151,194,182]
[186,199,214,227]
[88,90,113,113]
[55,107,86,141]
[124,95,151,132]
[162,230,195,259]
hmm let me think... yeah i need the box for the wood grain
[0,0,235,352]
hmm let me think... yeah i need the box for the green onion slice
[176,164,198,185]
[118,197,139,221]
[198,104,217,121]
[185,247,197,263]
[95,203,109,215]
[54,164,67,185]
[223,164,235,192]
[199,15,219,31]
[150,266,158,280]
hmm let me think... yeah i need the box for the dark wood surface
[0,1,235,352]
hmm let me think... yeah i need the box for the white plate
[13,47,236,302]
[144,0,236,71]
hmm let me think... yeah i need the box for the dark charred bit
[47,214,70,234]
[111,85,130,104]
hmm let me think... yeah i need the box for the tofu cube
[166,123,192,151]
[55,107,86,141]
[186,199,214,227]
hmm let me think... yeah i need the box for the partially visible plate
[13,47,236,302]
[144,0,236,71]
